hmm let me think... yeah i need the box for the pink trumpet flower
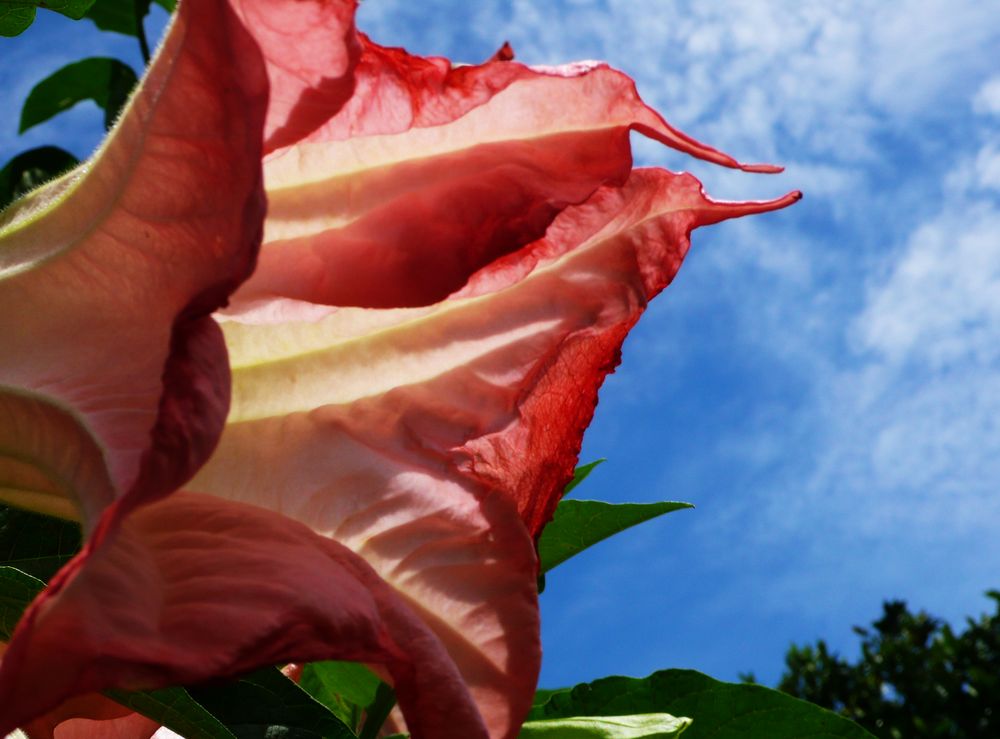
[0,0,799,737]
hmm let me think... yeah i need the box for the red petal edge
[457,171,801,535]
[0,493,491,739]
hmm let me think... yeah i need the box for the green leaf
[83,0,150,36]
[0,566,44,640]
[188,666,356,739]
[0,146,79,210]
[300,660,383,731]
[20,57,138,133]
[105,687,237,739]
[530,670,877,739]
[537,500,692,573]
[358,681,397,739]
[152,0,173,10]
[564,459,606,496]
[0,0,95,35]
[0,505,82,581]
[520,714,690,738]
[533,688,563,708]
[0,4,33,35]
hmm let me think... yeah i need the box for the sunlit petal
[0,0,268,529]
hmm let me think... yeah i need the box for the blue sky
[3,0,1000,693]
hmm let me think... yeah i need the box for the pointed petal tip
[739,162,785,174]
[698,188,802,226]
[769,189,803,207]
[732,188,803,214]
[489,41,515,62]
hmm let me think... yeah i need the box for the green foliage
[83,0,173,58]
[20,57,138,132]
[564,459,606,496]
[779,594,1000,738]
[105,687,237,739]
[537,499,692,574]
[357,681,397,739]
[0,145,79,210]
[300,661,383,732]
[83,0,151,35]
[0,566,44,640]
[0,506,78,638]
[186,666,356,739]
[536,461,691,593]
[532,669,876,738]
[0,0,95,36]
[0,504,82,580]
[520,713,691,738]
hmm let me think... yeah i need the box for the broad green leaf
[0,146,79,210]
[20,57,138,133]
[520,713,690,738]
[105,687,237,739]
[188,666,355,739]
[530,670,877,739]
[0,3,32,34]
[0,0,95,35]
[0,566,43,640]
[153,0,173,9]
[564,459,606,496]
[537,500,692,573]
[0,505,82,581]
[300,660,382,730]
[83,0,150,36]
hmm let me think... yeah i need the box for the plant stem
[358,682,397,739]
[134,0,151,64]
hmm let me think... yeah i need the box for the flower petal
[215,169,800,538]
[230,40,780,312]
[0,493,493,739]
[0,644,157,739]
[229,0,360,154]
[189,414,541,738]
[20,694,160,739]
[0,0,268,528]
[182,169,795,735]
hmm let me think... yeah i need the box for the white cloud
[855,205,1000,367]
[973,75,1000,117]
[867,2,1000,115]
[973,145,1000,190]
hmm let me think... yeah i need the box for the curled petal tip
[739,162,785,174]
[695,188,802,227]
[737,189,803,214]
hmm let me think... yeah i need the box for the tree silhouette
[778,592,1000,738]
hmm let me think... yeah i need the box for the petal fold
[0,0,268,528]
[0,493,494,739]
[188,171,794,734]
[231,39,782,312]
[188,413,541,738]
[217,169,799,540]
[229,0,360,153]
